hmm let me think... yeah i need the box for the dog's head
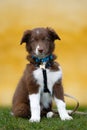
[20,27,61,58]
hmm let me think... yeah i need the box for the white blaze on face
[36,45,40,55]
[36,30,40,34]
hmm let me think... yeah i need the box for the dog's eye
[46,38,51,41]
[43,37,51,42]
[30,39,35,43]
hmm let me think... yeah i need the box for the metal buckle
[40,64,45,69]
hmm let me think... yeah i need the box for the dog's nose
[38,49,43,53]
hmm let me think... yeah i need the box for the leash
[31,54,86,115]
[64,93,79,115]
[40,64,80,114]
[64,93,87,115]
[53,93,80,115]
[39,64,50,93]
[41,66,81,114]
[42,68,50,93]
[53,94,87,115]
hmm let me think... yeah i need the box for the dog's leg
[53,82,73,120]
[12,103,30,118]
[29,93,40,122]
[54,97,73,120]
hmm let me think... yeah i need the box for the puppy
[12,27,72,122]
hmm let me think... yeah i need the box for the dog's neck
[27,54,57,68]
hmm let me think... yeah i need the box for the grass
[0,107,87,130]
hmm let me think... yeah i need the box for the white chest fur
[33,66,62,94]
[29,66,72,122]
[33,67,62,109]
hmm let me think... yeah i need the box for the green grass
[0,107,87,130]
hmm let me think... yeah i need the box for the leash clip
[40,64,45,69]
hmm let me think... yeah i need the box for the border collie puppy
[12,27,72,122]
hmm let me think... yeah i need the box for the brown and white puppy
[12,27,72,122]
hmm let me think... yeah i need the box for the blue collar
[32,54,54,63]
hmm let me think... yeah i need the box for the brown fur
[12,27,64,118]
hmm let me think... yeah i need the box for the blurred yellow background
[0,0,87,106]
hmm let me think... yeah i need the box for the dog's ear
[47,27,61,41]
[20,30,31,45]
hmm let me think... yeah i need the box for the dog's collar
[32,54,54,68]
[32,54,53,64]
[27,54,57,68]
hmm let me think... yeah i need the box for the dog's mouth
[33,51,47,58]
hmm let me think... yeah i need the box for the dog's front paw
[60,114,73,121]
[29,117,40,123]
